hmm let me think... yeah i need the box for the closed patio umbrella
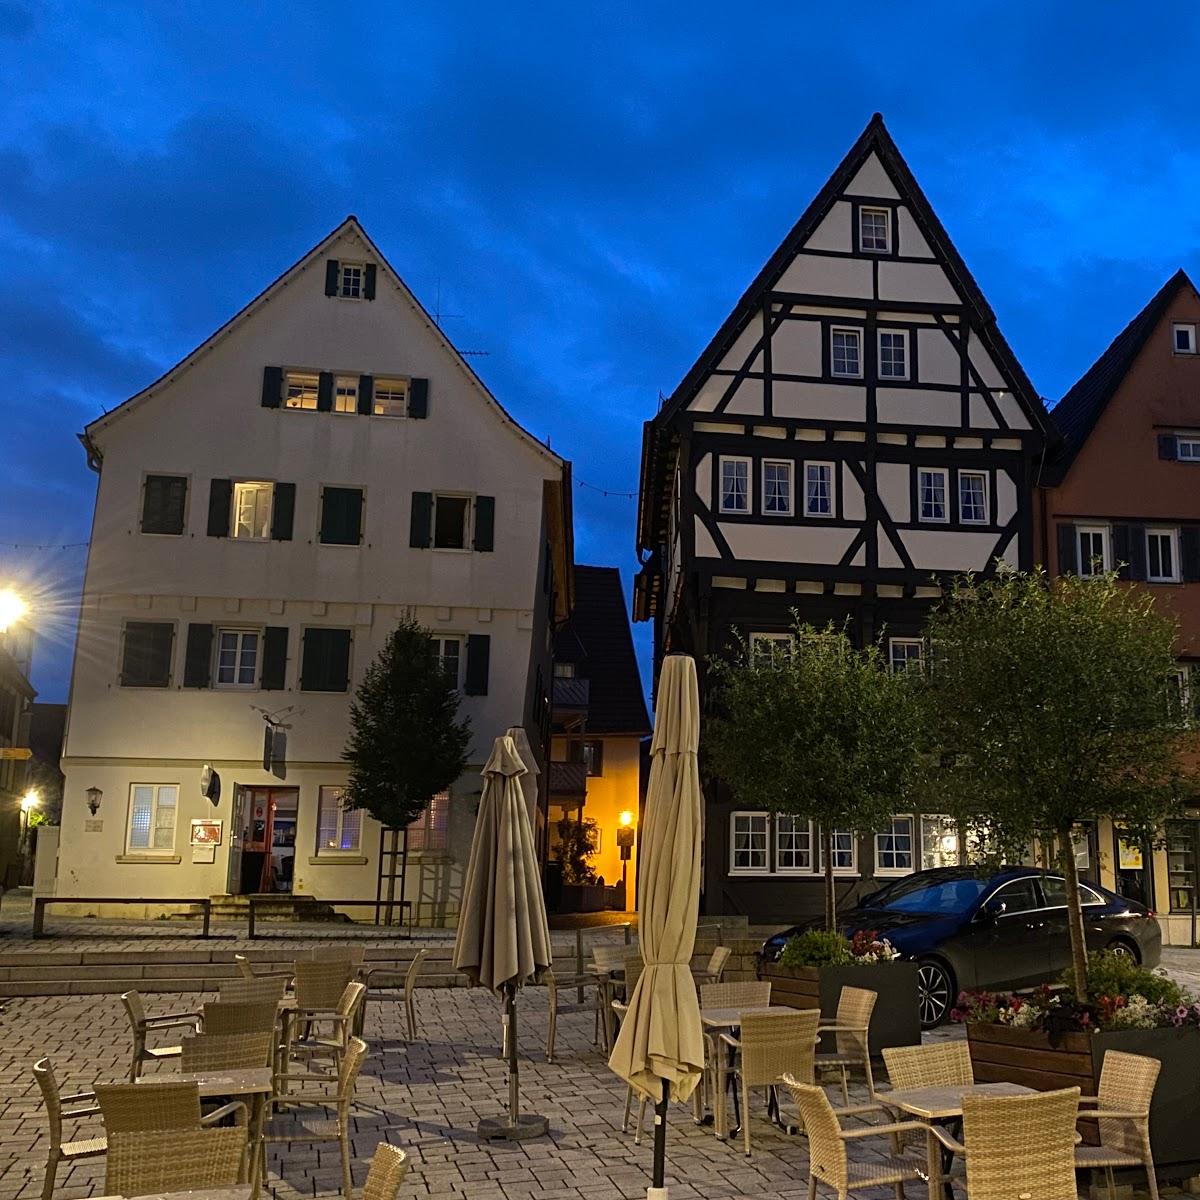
[453,733,553,1139]
[608,654,704,1200]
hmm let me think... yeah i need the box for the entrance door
[226,787,246,894]
[233,787,299,893]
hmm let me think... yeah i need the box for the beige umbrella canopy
[608,654,704,1197]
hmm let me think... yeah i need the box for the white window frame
[1146,527,1181,583]
[373,377,408,418]
[888,637,924,674]
[215,628,260,689]
[804,461,835,518]
[1176,435,1200,461]
[917,468,949,523]
[1173,323,1197,355]
[339,262,365,300]
[1077,525,1110,577]
[126,783,178,854]
[958,471,988,525]
[407,791,451,852]
[859,206,891,253]
[718,456,752,515]
[776,815,814,874]
[1174,666,1192,724]
[762,459,793,517]
[875,815,915,876]
[729,811,770,875]
[750,632,796,657]
[920,814,960,870]
[333,375,358,414]
[231,481,274,540]
[878,329,909,380]
[819,827,858,875]
[315,785,363,853]
[432,493,473,551]
[284,371,320,411]
[831,327,863,379]
[434,635,463,688]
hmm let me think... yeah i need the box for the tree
[342,617,471,916]
[925,569,1192,996]
[707,621,926,930]
[554,817,599,886]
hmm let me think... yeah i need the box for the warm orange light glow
[618,809,634,828]
[21,790,39,813]
[0,589,27,633]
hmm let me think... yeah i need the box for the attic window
[339,262,365,299]
[1174,324,1196,355]
[859,207,891,253]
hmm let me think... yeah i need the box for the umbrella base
[477,1113,549,1140]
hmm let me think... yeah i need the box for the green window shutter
[207,479,232,538]
[357,375,374,415]
[261,366,283,408]
[1182,528,1200,582]
[1127,524,1148,581]
[261,627,289,690]
[301,628,352,692]
[473,495,495,552]
[1158,434,1178,461]
[183,623,214,688]
[464,634,491,696]
[1112,524,1132,581]
[408,378,429,419]
[142,475,187,535]
[325,260,340,296]
[320,487,363,545]
[364,264,377,300]
[317,371,334,412]
[1056,523,1077,575]
[410,492,433,548]
[121,622,174,687]
[271,483,296,541]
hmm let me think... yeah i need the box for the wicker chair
[694,945,732,985]
[33,1058,106,1200]
[220,974,287,1004]
[718,1007,820,1156]
[363,1142,410,1200]
[288,981,367,1065]
[782,1076,926,1200]
[266,1035,369,1200]
[202,1000,280,1035]
[815,986,876,1105]
[180,1030,275,1073]
[105,1126,247,1195]
[545,942,633,1060]
[362,949,436,1045]
[699,980,772,1009]
[233,952,293,986]
[929,1086,1081,1200]
[95,1079,247,1132]
[1075,1049,1161,1200]
[881,1041,973,1094]
[120,990,200,1082]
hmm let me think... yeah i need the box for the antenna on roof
[432,277,490,358]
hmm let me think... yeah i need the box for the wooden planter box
[967,1022,1200,1169]
[759,961,921,1054]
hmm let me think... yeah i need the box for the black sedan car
[760,866,1162,1028]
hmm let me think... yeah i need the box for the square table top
[885,1081,1035,1120]
[137,1067,273,1097]
[700,1004,800,1029]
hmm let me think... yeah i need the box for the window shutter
[1182,528,1200,582]
[271,483,296,541]
[317,371,334,412]
[183,623,214,688]
[1056,523,1077,575]
[207,479,232,538]
[301,628,352,692]
[357,374,374,416]
[410,492,433,548]
[261,627,289,690]
[1127,524,1148,581]
[464,634,491,696]
[364,263,377,300]
[320,487,363,545]
[1112,524,1132,581]
[142,475,187,535]
[261,366,283,409]
[1158,434,1178,461]
[473,495,495,552]
[121,622,174,687]
[325,260,340,296]
[408,378,429,419]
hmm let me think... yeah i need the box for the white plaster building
[55,217,572,924]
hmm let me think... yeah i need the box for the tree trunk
[956,817,969,866]
[822,826,836,931]
[1059,825,1090,999]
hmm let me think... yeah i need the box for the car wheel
[917,959,954,1029]
[1105,938,1140,963]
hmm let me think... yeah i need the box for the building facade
[635,115,1050,921]
[0,619,35,888]
[56,217,572,925]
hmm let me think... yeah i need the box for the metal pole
[507,982,520,1125]
[649,1077,669,1199]
[575,929,585,1003]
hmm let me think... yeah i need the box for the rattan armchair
[180,1030,275,1073]
[220,974,287,1005]
[201,1000,280,1035]
[815,986,876,1105]
[95,1079,248,1132]
[33,1058,106,1200]
[1075,1049,1161,1200]
[120,990,200,1082]
[363,1142,410,1200]
[287,981,367,1066]
[880,1040,973,1094]
[362,948,432,1043]
[694,945,732,985]
[698,980,772,1009]
[233,952,292,987]
[545,943,632,1060]
[105,1126,247,1195]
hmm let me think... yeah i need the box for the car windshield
[868,874,991,915]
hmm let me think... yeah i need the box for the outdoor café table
[699,1005,801,1135]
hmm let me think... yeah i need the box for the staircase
[204,894,351,923]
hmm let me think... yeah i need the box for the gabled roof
[1045,269,1197,483]
[553,566,650,736]
[80,216,562,469]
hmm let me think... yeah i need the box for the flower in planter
[848,929,900,963]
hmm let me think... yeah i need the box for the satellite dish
[200,764,221,806]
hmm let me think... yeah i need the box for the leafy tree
[925,569,1192,996]
[554,817,599,886]
[707,620,925,929]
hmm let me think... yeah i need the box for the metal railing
[32,896,212,938]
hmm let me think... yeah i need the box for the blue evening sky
[3,2,1200,703]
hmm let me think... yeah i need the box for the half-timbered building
[635,114,1051,920]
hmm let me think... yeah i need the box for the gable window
[804,461,835,517]
[319,486,364,546]
[333,376,358,414]
[918,468,948,522]
[762,460,793,516]
[232,481,274,539]
[888,638,924,673]
[777,816,813,872]
[878,330,909,380]
[921,814,960,869]
[730,812,769,873]
[433,494,471,549]
[373,378,408,417]
[141,475,188,535]
[719,457,751,514]
[859,207,891,253]
[831,328,863,378]
[339,262,365,299]
[120,621,174,688]
[1177,436,1200,461]
[300,627,352,692]
[433,636,462,688]
[407,791,450,852]
[1077,526,1110,577]
[316,785,362,852]
[1174,324,1197,355]
[876,816,914,874]
[215,629,258,687]
[1147,527,1180,582]
[284,371,319,410]
[958,471,988,524]
[127,784,178,853]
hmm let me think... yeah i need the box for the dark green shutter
[319,487,363,545]
[207,479,232,537]
[183,623,214,688]
[301,628,351,691]
[410,492,433,548]
[1127,525,1148,581]
[261,366,283,408]
[473,495,495,552]
[261,627,289,690]
[408,378,429,419]
[271,483,295,541]
[317,371,333,412]
[142,475,187,534]
[364,264,377,300]
[121,622,174,687]
[1183,528,1200,582]
[464,634,490,696]
[1158,434,1178,461]
[1056,523,1077,575]
[325,260,340,296]
[1112,524,1132,581]
[357,375,374,415]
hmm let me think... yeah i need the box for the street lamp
[19,790,38,851]
[616,810,636,905]
[0,589,27,633]
[85,786,103,816]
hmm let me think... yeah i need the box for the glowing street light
[20,790,39,814]
[0,589,27,633]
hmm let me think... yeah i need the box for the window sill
[308,855,368,866]
[874,868,914,877]
[115,854,182,864]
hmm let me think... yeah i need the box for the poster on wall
[1118,839,1143,871]
[191,819,223,847]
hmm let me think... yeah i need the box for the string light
[576,478,637,499]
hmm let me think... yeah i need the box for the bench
[32,896,212,938]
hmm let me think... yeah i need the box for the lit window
[831,328,862,378]
[762,460,793,515]
[433,495,470,549]
[859,207,891,253]
[918,469,948,522]
[339,262,365,299]
[730,812,769,873]
[878,330,908,380]
[777,816,812,872]
[316,786,362,852]
[284,372,319,410]
[407,791,451,852]
[373,378,408,417]
[582,740,604,777]
[216,629,259,687]
[1174,324,1197,354]
[334,376,358,414]
[719,457,751,514]
[959,472,987,524]
[876,816,914,873]
[433,636,462,687]
[920,815,959,869]
[1077,526,1109,576]
[231,482,274,539]
[127,784,178,853]
[805,462,834,517]
[1147,528,1179,582]
[889,638,924,673]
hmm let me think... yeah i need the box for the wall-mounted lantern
[85,786,102,816]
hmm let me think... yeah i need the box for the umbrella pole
[477,981,549,1141]
[648,1078,669,1199]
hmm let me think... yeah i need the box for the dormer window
[859,207,891,253]
[1174,323,1196,355]
[324,258,376,300]
[339,262,365,299]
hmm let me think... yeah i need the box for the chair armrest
[60,1090,97,1104]
[201,1101,249,1127]
[1076,1109,1149,1122]
[928,1125,966,1154]
[63,1104,102,1119]
[718,1033,741,1050]
[1077,1095,1100,1105]
[832,1102,887,1119]
[840,1121,928,1141]
[145,1013,201,1029]
[817,1023,870,1034]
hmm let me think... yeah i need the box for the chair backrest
[700,980,771,1010]
[219,975,287,1004]
[310,944,367,971]
[404,949,431,994]
[202,1000,279,1035]
[833,985,877,1058]
[180,1031,274,1073]
[706,945,732,978]
[1097,1049,1160,1155]
[740,1008,820,1087]
[961,1087,1080,1200]
[883,1041,974,1092]
[234,953,256,980]
[95,1080,202,1132]
[33,1058,64,1148]
[781,1078,848,1195]
[592,944,627,973]
[106,1127,245,1196]
[120,990,147,1030]
[363,1142,409,1200]
[295,959,356,1009]
[624,955,644,997]
[337,1036,369,1099]
[338,980,368,1020]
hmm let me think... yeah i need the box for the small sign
[0,747,32,760]
[84,818,103,833]
[192,844,217,864]
[191,819,223,847]
[1119,840,1144,871]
